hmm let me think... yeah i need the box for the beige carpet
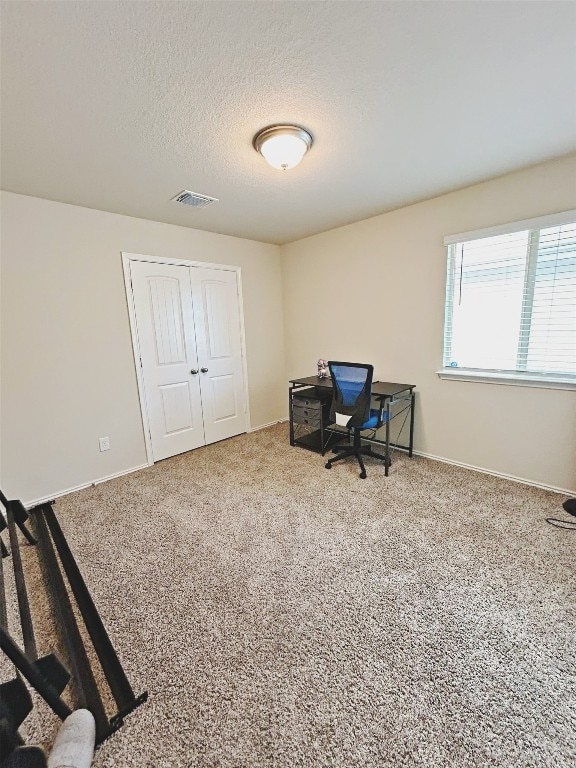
[3,423,575,767]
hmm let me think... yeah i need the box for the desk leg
[289,387,294,446]
[408,391,415,458]
[385,400,390,477]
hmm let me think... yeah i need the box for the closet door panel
[191,268,248,444]
[130,261,205,460]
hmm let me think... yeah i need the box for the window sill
[436,369,576,391]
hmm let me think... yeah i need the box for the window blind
[443,215,576,379]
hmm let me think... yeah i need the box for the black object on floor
[546,497,576,530]
[0,491,148,761]
[1,745,47,768]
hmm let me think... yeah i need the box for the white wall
[281,154,576,493]
[0,192,285,502]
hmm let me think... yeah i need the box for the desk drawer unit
[290,387,333,454]
[292,404,323,427]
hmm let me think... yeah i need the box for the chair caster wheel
[325,462,332,469]
[359,471,367,479]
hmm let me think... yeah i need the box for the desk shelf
[292,428,342,455]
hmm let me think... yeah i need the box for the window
[441,210,576,385]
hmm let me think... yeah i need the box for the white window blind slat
[443,215,576,378]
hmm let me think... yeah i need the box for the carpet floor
[2,424,575,767]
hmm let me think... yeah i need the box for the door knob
[190,369,199,375]
[201,367,209,373]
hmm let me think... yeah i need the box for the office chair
[324,361,390,479]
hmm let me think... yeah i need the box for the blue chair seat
[359,408,388,429]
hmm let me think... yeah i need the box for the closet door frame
[121,252,251,466]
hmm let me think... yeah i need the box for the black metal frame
[0,490,37,548]
[0,627,72,721]
[31,510,110,739]
[1,496,73,754]
[0,492,147,754]
[36,503,148,729]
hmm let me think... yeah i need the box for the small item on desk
[317,359,329,379]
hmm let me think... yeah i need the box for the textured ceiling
[1,1,575,245]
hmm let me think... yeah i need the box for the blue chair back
[328,362,373,428]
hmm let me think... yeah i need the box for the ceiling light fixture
[253,124,313,171]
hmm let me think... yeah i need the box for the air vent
[171,190,219,208]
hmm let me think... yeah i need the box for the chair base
[324,432,391,479]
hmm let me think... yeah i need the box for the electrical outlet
[99,437,110,452]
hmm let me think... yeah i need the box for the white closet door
[130,261,205,460]
[191,267,248,444]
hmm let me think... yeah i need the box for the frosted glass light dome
[253,125,313,171]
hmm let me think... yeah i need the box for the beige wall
[2,155,575,503]
[1,192,285,502]
[281,154,576,493]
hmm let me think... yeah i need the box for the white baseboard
[251,423,574,495]
[250,419,288,432]
[24,463,149,508]
[414,450,575,496]
[22,442,572,509]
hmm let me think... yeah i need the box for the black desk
[289,376,416,476]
